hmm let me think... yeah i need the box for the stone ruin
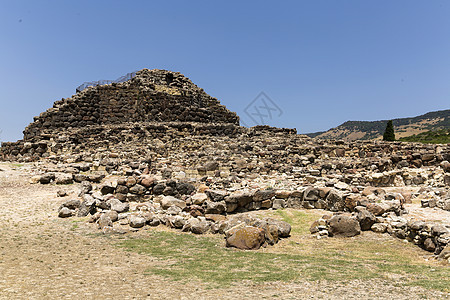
[1,69,449,256]
[1,69,239,160]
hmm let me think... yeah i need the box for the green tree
[383,120,395,141]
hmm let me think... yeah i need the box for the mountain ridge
[305,109,450,141]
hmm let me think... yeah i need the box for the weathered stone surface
[100,184,115,195]
[176,182,195,195]
[226,226,265,250]
[129,215,146,228]
[55,173,73,185]
[60,199,81,210]
[58,207,73,218]
[129,184,146,195]
[191,193,208,205]
[189,218,210,234]
[205,200,226,214]
[98,214,112,229]
[355,206,376,231]
[253,190,275,202]
[328,215,361,237]
[266,219,291,238]
[325,189,344,211]
[206,190,229,202]
[108,199,129,213]
[161,196,186,210]
[423,238,436,251]
[39,174,55,184]
[371,223,387,233]
[140,176,156,188]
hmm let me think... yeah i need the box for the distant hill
[399,129,450,144]
[306,109,450,141]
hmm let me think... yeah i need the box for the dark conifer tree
[383,120,395,141]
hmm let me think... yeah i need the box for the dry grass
[118,209,450,292]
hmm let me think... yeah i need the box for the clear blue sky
[1,0,449,142]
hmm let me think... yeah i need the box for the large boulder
[253,190,276,202]
[328,215,361,237]
[226,226,265,250]
[225,191,253,208]
[303,187,320,202]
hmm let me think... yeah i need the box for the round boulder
[328,215,361,237]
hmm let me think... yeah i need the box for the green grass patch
[117,209,449,291]
[274,209,322,234]
[10,163,23,168]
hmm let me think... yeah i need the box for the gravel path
[0,163,448,299]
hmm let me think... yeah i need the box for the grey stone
[205,200,226,214]
[98,214,113,229]
[161,196,186,210]
[108,199,129,213]
[129,215,146,228]
[58,207,73,218]
[356,206,376,231]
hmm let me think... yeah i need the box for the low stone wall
[310,207,450,257]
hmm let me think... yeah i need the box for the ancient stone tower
[23,69,239,141]
[1,69,241,160]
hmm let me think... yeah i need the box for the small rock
[423,238,436,252]
[57,190,68,197]
[39,173,55,184]
[98,214,113,229]
[355,206,376,231]
[109,199,129,213]
[191,193,208,205]
[60,199,81,210]
[58,207,73,218]
[189,218,210,234]
[371,223,387,233]
[129,215,146,228]
[161,196,186,210]
[55,173,73,185]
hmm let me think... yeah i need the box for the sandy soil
[0,162,448,299]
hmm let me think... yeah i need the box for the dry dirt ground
[0,162,448,300]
